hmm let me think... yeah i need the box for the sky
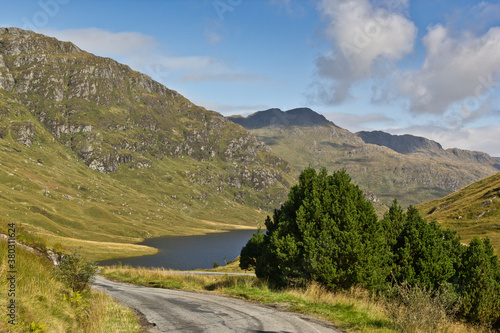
[1,0,499,156]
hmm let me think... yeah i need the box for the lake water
[99,229,258,270]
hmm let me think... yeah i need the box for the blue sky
[1,0,499,156]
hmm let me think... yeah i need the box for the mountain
[417,172,500,252]
[357,131,500,166]
[229,108,332,129]
[356,131,443,155]
[229,108,500,208]
[0,27,297,258]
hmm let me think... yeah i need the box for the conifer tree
[241,167,390,289]
[456,237,500,325]
[390,205,461,289]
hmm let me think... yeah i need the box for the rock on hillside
[0,27,292,180]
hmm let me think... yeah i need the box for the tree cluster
[240,167,500,327]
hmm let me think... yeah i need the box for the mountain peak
[0,27,82,55]
[356,130,443,154]
[228,107,334,129]
[0,27,35,35]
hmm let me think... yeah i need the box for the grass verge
[0,240,143,332]
[101,265,490,333]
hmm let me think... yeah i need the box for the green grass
[417,172,500,253]
[197,256,253,274]
[0,112,275,260]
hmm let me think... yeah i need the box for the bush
[242,168,500,328]
[384,281,461,333]
[58,252,98,292]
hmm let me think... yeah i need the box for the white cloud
[400,25,500,116]
[40,27,263,85]
[323,111,395,131]
[309,0,417,104]
[41,28,158,57]
[195,100,269,115]
[204,28,222,45]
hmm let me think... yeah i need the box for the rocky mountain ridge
[229,108,500,207]
[356,131,443,155]
[357,130,499,166]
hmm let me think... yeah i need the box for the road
[93,276,342,333]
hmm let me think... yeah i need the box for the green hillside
[0,28,297,260]
[417,172,500,252]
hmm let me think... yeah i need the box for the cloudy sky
[1,0,499,156]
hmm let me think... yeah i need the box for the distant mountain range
[229,108,500,208]
[0,27,297,248]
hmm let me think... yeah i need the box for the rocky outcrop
[10,121,35,147]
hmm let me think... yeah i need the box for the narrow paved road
[93,276,342,333]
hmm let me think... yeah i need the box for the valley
[1,1,500,331]
[1,27,499,261]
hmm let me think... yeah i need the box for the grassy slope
[417,172,500,252]
[0,119,268,259]
[0,239,142,332]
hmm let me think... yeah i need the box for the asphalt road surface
[93,276,342,333]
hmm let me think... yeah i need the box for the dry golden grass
[39,232,158,261]
[0,240,142,332]
[76,291,143,333]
